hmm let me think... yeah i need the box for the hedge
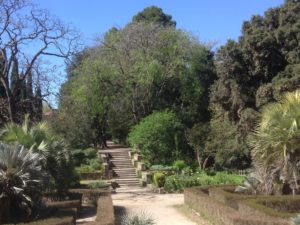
[239,196,300,218]
[79,172,102,180]
[184,186,290,225]
[208,185,255,209]
[164,172,244,192]
[4,208,76,225]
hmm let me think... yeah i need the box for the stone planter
[142,172,153,184]
[137,162,146,171]
[132,159,138,167]
[133,153,141,161]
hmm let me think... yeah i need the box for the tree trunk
[202,156,210,170]
[196,149,202,169]
[1,78,16,123]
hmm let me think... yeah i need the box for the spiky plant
[0,116,76,194]
[0,142,45,222]
[249,90,300,195]
[0,115,50,156]
[120,211,156,225]
[291,214,300,225]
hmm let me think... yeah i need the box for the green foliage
[132,6,176,27]
[291,214,300,225]
[153,172,166,188]
[150,165,173,171]
[186,122,210,169]
[87,181,110,189]
[208,0,300,171]
[0,119,78,194]
[128,111,186,165]
[121,211,155,225]
[57,17,215,148]
[0,143,45,222]
[172,160,186,173]
[249,90,300,194]
[89,158,102,171]
[75,165,96,173]
[164,171,244,192]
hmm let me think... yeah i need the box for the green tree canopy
[128,111,187,165]
[132,6,176,27]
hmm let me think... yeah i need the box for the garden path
[113,190,199,225]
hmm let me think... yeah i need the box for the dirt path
[112,190,197,225]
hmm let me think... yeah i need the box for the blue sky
[34,0,285,105]
[36,0,284,47]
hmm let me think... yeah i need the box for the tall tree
[132,6,176,27]
[208,0,300,169]
[0,0,79,123]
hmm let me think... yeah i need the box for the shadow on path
[76,205,96,224]
[114,206,127,225]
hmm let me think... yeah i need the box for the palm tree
[0,142,45,222]
[0,115,49,156]
[249,90,300,195]
[0,115,75,194]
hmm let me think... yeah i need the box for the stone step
[111,161,132,164]
[112,163,132,166]
[114,168,135,170]
[114,174,138,177]
[111,158,132,161]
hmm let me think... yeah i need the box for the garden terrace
[184,185,298,225]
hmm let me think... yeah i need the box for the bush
[84,148,98,159]
[87,181,110,189]
[128,111,186,165]
[75,165,95,173]
[89,158,102,171]
[173,160,186,173]
[164,171,244,192]
[150,165,173,171]
[153,172,166,188]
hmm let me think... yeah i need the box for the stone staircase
[100,144,141,188]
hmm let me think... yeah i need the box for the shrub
[84,147,98,159]
[164,171,244,192]
[120,211,155,225]
[153,173,166,188]
[150,165,173,171]
[75,165,95,173]
[128,111,186,165]
[87,181,110,189]
[0,143,46,222]
[89,158,102,171]
[173,160,186,173]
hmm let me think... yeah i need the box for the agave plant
[249,90,300,195]
[291,214,300,225]
[120,211,156,225]
[0,142,46,222]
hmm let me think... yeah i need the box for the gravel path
[112,190,197,225]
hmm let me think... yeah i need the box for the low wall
[184,186,289,225]
[87,191,115,225]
